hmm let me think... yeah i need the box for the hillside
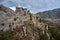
[36,8,60,19]
[0,5,60,40]
[0,5,37,31]
[35,8,60,27]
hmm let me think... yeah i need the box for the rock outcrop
[0,5,37,31]
[0,5,56,40]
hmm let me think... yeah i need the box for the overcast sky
[0,0,60,13]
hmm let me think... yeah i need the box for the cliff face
[0,5,16,30]
[0,5,59,40]
[0,5,37,31]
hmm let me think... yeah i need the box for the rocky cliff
[0,5,37,31]
[0,5,60,40]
